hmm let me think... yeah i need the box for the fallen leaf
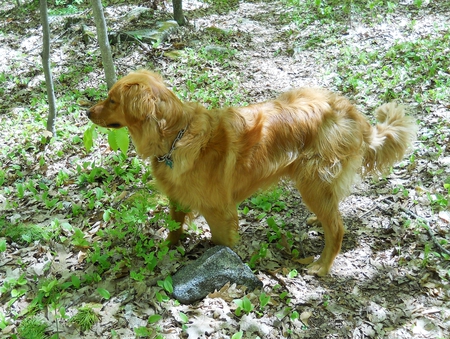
[300,311,312,326]
[293,256,315,265]
[438,210,450,223]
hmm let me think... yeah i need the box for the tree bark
[39,0,57,136]
[172,0,186,26]
[91,0,117,89]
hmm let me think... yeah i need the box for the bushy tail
[363,102,417,175]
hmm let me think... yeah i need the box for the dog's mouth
[107,123,122,128]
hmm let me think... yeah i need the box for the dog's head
[87,70,184,135]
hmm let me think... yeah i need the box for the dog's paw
[166,228,183,245]
[306,216,321,226]
[306,260,330,276]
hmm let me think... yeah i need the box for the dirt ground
[1,0,449,338]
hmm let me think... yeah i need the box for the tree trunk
[39,0,57,136]
[91,0,117,89]
[172,0,186,26]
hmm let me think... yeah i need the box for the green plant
[288,269,298,279]
[135,325,164,338]
[248,242,269,268]
[426,190,449,211]
[422,242,432,267]
[0,312,9,330]
[97,288,111,300]
[231,331,244,339]
[157,276,174,294]
[71,228,90,248]
[55,170,70,187]
[17,316,48,339]
[234,296,254,316]
[16,182,25,198]
[334,31,450,103]
[179,312,189,331]
[153,276,174,303]
[322,294,331,307]
[248,188,287,219]
[259,292,271,310]
[2,223,53,244]
[0,274,28,308]
[83,123,130,155]
[70,306,99,331]
[201,0,239,13]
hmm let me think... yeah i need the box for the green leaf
[116,128,130,154]
[242,296,253,312]
[158,276,173,294]
[103,209,111,222]
[267,217,277,229]
[107,129,118,151]
[163,276,173,294]
[259,292,270,308]
[83,124,97,153]
[148,314,162,323]
[135,326,151,336]
[59,306,68,319]
[17,275,27,286]
[231,331,244,339]
[234,299,243,309]
[234,296,253,315]
[179,312,188,323]
[108,128,129,155]
[288,269,298,279]
[71,275,81,289]
[97,288,110,300]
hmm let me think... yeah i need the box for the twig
[361,197,450,256]
[263,269,287,287]
[358,196,392,219]
[398,206,450,256]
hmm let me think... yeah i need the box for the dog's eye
[109,98,116,104]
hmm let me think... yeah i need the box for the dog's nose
[86,109,91,118]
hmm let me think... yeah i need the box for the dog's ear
[117,70,186,134]
[139,71,185,134]
[118,80,158,121]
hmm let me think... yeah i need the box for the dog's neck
[156,127,187,169]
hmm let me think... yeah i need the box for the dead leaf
[42,130,53,139]
[438,210,450,223]
[77,250,88,263]
[300,311,312,326]
[293,256,315,265]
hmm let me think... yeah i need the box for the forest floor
[0,0,450,338]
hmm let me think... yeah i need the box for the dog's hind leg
[202,206,240,247]
[296,180,344,276]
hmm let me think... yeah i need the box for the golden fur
[87,70,416,276]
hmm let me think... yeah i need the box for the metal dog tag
[165,159,173,169]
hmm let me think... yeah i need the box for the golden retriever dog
[87,70,416,276]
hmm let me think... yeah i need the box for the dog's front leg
[202,206,240,247]
[166,203,188,245]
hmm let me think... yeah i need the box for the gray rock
[125,7,151,22]
[109,21,178,46]
[172,246,262,304]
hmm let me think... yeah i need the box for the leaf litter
[0,0,449,338]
